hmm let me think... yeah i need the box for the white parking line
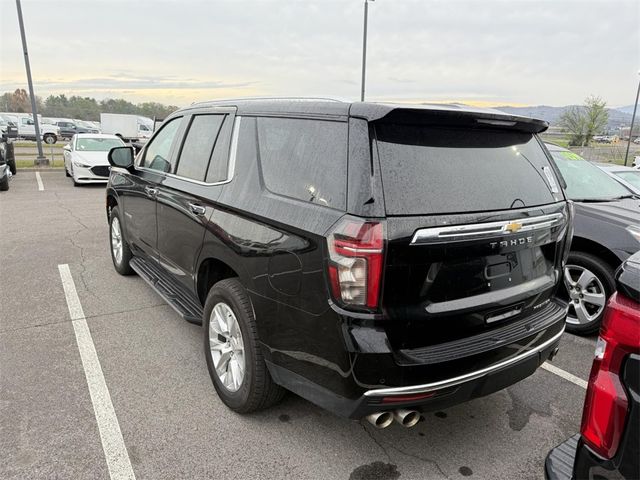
[58,264,136,480]
[542,362,588,389]
[35,171,44,191]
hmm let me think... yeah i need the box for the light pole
[360,0,374,102]
[624,70,640,167]
[16,0,48,166]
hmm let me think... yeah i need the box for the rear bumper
[265,302,567,418]
[545,435,579,480]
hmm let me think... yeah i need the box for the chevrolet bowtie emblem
[504,222,523,233]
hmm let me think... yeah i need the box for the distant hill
[494,105,633,130]
[615,104,639,115]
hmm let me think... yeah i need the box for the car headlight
[626,225,640,243]
[73,160,91,168]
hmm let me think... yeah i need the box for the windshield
[615,170,640,190]
[76,137,125,152]
[549,150,631,200]
[375,125,560,215]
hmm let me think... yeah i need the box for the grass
[13,141,66,148]
[16,159,64,168]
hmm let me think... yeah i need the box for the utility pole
[624,71,640,167]
[16,0,48,166]
[360,0,374,102]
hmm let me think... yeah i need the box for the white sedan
[63,134,125,186]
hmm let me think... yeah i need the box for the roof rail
[190,96,344,107]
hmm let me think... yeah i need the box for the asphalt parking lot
[1,170,599,480]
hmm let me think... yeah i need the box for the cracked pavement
[1,170,596,479]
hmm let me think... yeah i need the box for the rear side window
[375,125,559,215]
[256,117,347,209]
[176,114,225,181]
[205,116,233,183]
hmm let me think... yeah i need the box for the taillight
[580,292,640,459]
[326,217,384,309]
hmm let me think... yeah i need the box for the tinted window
[143,117,182,173]
[205,116,233,183]
[256,117,347,208]
[550,150,631,200]
[376,125,559,215]
[175,115,224,181]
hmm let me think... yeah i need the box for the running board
[130,256,203,325]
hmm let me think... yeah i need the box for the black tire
[0,174,9,191]
[43,134,56,145]
[203,278,284,413]
[65,166,71,177]
[108,206,134,275]
[564,251,616,335]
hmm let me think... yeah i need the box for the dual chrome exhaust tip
[365,409,421,429]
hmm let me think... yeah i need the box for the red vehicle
[545,251,640,479]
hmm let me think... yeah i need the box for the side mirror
[108,146,135,169]
[63,144,71,152]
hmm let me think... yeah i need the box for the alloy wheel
[209,302,245,392]
[111,217,123,265]
[563,265,606,326]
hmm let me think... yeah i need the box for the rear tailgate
[373,120,569,352]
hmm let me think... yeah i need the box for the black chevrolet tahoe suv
[106,99,571,428]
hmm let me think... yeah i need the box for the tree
[560,95,609,146]
[2,90,179,121]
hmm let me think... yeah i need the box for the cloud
[0,74,256,92]
[1,0,637,107]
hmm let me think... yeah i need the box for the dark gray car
[545,143,640,334]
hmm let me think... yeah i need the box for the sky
[0,0,638,108]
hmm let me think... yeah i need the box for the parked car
[595,163,640,195]
[0,115,18,141]
[545,144,640,334]
[73,119,100,134]
[63,134,125,186]
[0,141,14,191]
[53,119,79,139]
[545,251,640,480]
[105,99,572,426]
[593,135,614,144]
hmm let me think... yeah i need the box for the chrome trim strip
[410,213,564,244]
[363,327,565,397]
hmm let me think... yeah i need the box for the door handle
[188,203,207,216]
[144,186,158,197]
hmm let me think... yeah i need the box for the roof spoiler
[350,104,549,134]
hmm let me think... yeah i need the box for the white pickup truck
[17,115,60,144]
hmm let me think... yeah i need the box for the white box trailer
[100,114,154,142]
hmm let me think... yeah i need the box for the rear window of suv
[375,124,559,215]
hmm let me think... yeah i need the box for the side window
[205,115,233,183]
[143,117,182,173]
[175,114,225,181]
[256,117,347,208]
